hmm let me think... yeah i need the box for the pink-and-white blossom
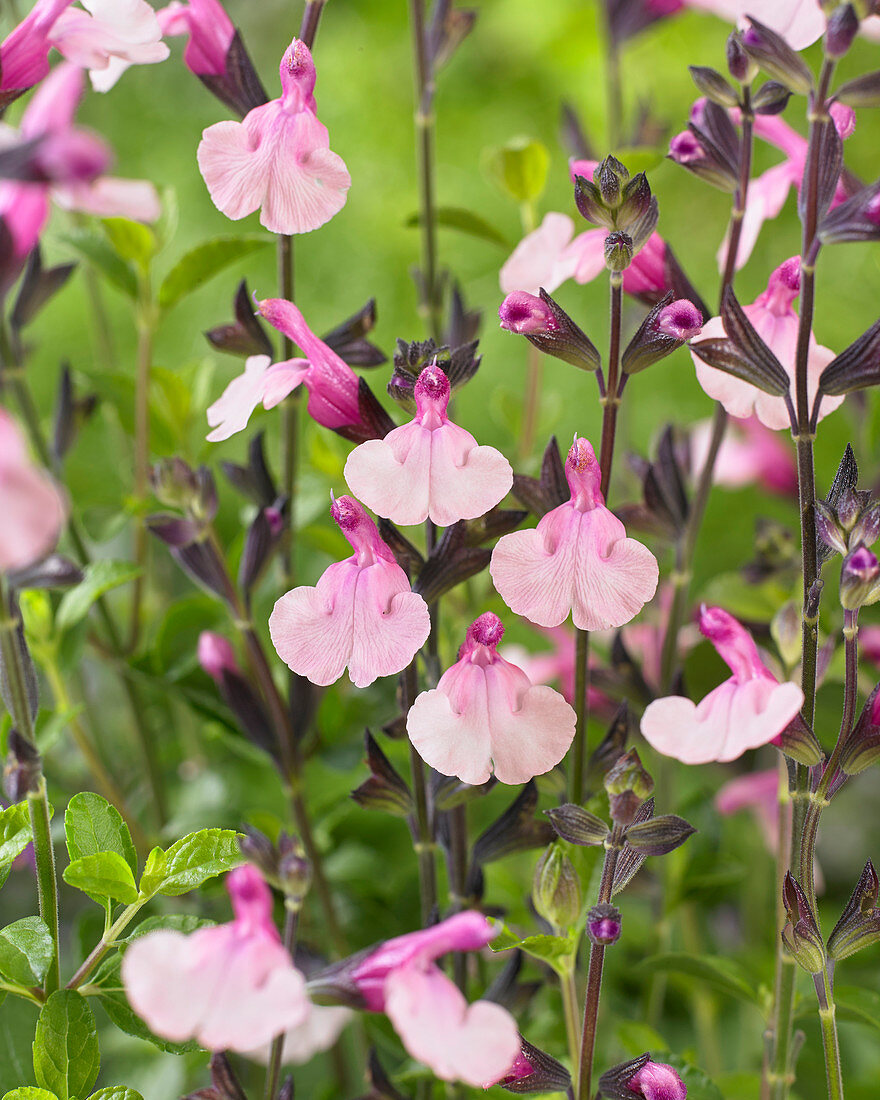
[640,605,803,764]
[157,0,233,76]
[206,354,273,442]
[198,38,350,234]
[345,912,520,1088]
[50,0,170,92]
[682,0,825,50]
[406,612,576,785]
[0,407,66,572]
[121,865,309,1052]
[269,495,430,688]
[490,437,659,631]
[343,364,513,527]
[690,414,798,496]
[691,256,841,431]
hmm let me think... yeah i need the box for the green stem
[128,287,156,654]
[816,973,844,1100]
[67,897,148,990]
[569,628,590,804]
[561,968,581,1086]
[264,906,299,1100]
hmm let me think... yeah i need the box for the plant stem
[815,971,844,1100]
[561,968,581,1086]
[0,575,60,994]
[404,658,438,926]
[67,897,148,990]
[128,284,156,653]
[409,0,441,340]
[570,628,590,804]
[264,906,299,1100]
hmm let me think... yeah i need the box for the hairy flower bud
[782,872,826,973]
[604,749,654,825]
[533,844,582,932]
[825,4,860,59]
[587,903,621,945]
[741,17,814,95]
[599,1054,686,1100]
[726,31,757,84]
[840,545,880,610]
[827,859,880,962]
[839,683,880,777]
[604,231,633,272]
[499,289,601,372]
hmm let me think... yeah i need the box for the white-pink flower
[206,353,272,442]
[343,363,513,527]
[49,0,170,92]
[0,407,66,572]
[490,437,659,631]
[683,0,825,50]
[198,37,350,234]
[641,605,803,765]
[269,495,430,688]
[407,612,576,785]
[121,865,309,1052]
[691,256,841,431]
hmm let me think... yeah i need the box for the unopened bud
[742,17,814,96]
[197,632,239,684]
[4,729,41,801]
[587,902,621,945]
[533,844,582,932]
[782,872,826,973]
[726,32,757,83]
[827,859,880,962]
[751,80,793,116]
[278,832,311,907]
[499,289,601,372]
[604,749,654,825]
[604,231,633,272]
[825,4,860,59]
[840,545,880,609]
[499,291,557,335]
[839,683,880,776]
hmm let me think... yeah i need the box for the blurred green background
[3,1,880,1097]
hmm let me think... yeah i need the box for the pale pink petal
[347,559,432,688]
[122,929,216,1041]
[343,424,433,527]
[262,359,309,409]
[245,1004,352,1067]
[384,965,520,1088]
[499,212,575,295]
[206,355,271,442]
[407,672,493,786]
[53,176,162,221]
[564,227,608,286]
[19,61,82,137]
[485,673,576,785]
[197,114,267,222]
[0,408,66,570]
[684,0,825,49]
[570,508,660,631]
[50,0,169,91]
[715,767,779,816]
[0,183,50,257]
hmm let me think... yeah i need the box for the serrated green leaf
[139,828,241,898]
[137,847,167,896]
[637,952,758,1004]
[56,561,142,632]
[405,206,510,248]
[58,231,138,299]
[0,804,32,890]
[485,137,550,203]
[63,852,138,906]
[490,925,577,975]
[0,918,54,986]
[101,219,156,273]
[65,793,136,877]
[158,235,271,310]
[88,1088,145,1100]
[2,1089,58,1100]
[33,991,99,1100]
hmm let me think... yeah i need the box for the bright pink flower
[491,437,659,631]
[197,631,238,683]
[348,912,520,1088]
[121,865,309,1052]
[627,1060,687,1100]
[198,38,350,234]
[50,0,170,92]
[640,605,803,764]
[157,0,233,76]
[691,256,840,431]
[0,0,72,96]
[690,414,798,496]
[0,407,66,571]
[716,767,779,852]
[407,612,576,785]
[343,364,513,527]
[621,233,668,297]
[682,0,824,49]
[269,495,430,688]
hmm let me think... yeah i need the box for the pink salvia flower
[269,495,430,688]
[0,0,73,98]
[490,437,659,631]
[198,38,350,234]
[640,605,803,764]
[121,865,309,1052]
[499,212,582,296]
[157,0,234,76]
[348,912,520,1088]
[406,612,577,785]
[343,364,513,527]
[715,767,780,853]
[656,299,703,340]
[498,290,558,334]
[245,1004,352,1067]
[691,256,841,431]
[206,354,273,442]
[690,414,798,496]
[683,0,825,49]
[197,631,238,683]
[0,407,66,571]
[627,1060,687,1100]
[49,0,170,92]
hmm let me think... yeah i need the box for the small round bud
[825,4,860,59]
[726,31,757,83]
[587,903,621,946]
[840,545,880,610]
[604,231,633,272]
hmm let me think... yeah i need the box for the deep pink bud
[198,631,239,683]
[668,131,704,165]
[627,1061,687,1100]
[587,903,621,945]
[499,291,558,334]
[158,0,234,77]
[655,299,702,340]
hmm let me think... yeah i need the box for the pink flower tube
[690,414,798,496]
[157,0,234,77]
[491,437,658,631]
[198,37,350,234]
[0,0,72,98]
[343,363,513,526]
[407,612,577,785]
[641,605,803,764]
[122,865,309,1052]
[269,495,430,688]
[0,407,66,571]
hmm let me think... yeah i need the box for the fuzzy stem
[814,971,844,1100]
[409,0,441,340]
[264,906,300,1100]
[67,897,148,990]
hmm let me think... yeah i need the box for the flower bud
[827,859,880,962]
[277,832,311,908]
[815,499,848,556]
[604,749,654,825]
[598,1054,686,1100]
[825,4,860,59]
[689,65,739,107]
[4,728,41,801]
[499,291,557,335]
[604,231,633,272]
[491,1037,572,1095]
[782,872,826,973]
[499,289,601,371]
[751,80,793,116]
[197,632,239,684]
[667,129,738,192]
[741,17,814,96]
[587,903,621,946]
[617,173,654,230]
[546,803,610,846]
[533,844,582,932]
[839,683,880,776]
[726,31,757,83]
[840,545,880,609]
[656,299,703,340]
[574,175,615,228]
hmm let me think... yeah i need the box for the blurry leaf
[60,231,137,299]
[101,218,156,273]
[158,236,271,311]
[616,1020,669,1056]
[2,1090,58,1100]
[614,147,664,175]
[664,1060,724,1100]
[139,828,241,897]
[89,1090,145,1100]
[152,595,225,678]
[65,793,137,877]
[637,953,758,1004]
[150,366,193,446]
[0,918,54,986]
[0,803,32,890]
[484,137,550,203]
[33,991,99,1100]
[826,985,880,1032]
[405,206,510,248]
[63,852,139,906]
[56,561,142,632]
[36,706,83,754]
[699,572,788,622]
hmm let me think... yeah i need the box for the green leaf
[2,1090,58,1100]
[63,852,138,906]
[158,235,271,310]
[101,219,156,273]
[65,793,137,877]
[664,1059,724,1100]
[405,206,510,248]
[0,918,54,986]
[88,1089,145,1100]
[484,137,550,203]
[699,572,788,624]
[56,561,142,632]
[0,804,32,890]
[616,1019,670,1057]
[58,231,138,299]
[33,991,99,1100]
[0,998,38,1092]
[491,925,577,975]
[637,952,758,1004]
[139,828,241,897]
